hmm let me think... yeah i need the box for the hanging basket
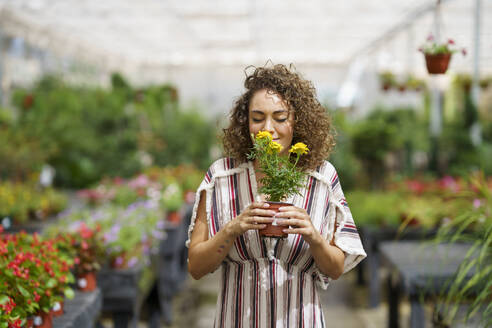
[424,53,452,74]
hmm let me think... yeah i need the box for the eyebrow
[251,110,288,114]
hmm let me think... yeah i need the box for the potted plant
[479,77,491,90]
[161,181,184,224]
[379,71,397,91]
[405,75,426,92]
[248,131,309,238]
[418,34,466,74]
[70,223,103,292]
[0,232,76,328]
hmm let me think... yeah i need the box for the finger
[243,216,273,224]
[278,205,296,212]
[244,223,267,230]
[275,218,309,227]
[248,202,270,209]
[279,206,307,215]
[282,228,311,234]
[250,216,275,224]
[250,208,276,217]
[275,211,309,220]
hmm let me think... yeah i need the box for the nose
[263,117,275,134]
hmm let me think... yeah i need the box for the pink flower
[473,199,482,208]
[426,34,434,42]
[447,38,455,45]
[461,48,467,56]
[115,256,124,267]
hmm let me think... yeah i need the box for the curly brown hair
[222,64,335,171]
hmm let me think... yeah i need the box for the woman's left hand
[274,205,321,245]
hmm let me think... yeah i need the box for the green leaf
[64,288,75,300]
[46,278,57,289]
[0,295,8,305]
[17,284,30,298]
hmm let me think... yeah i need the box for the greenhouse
[0,0,491,327]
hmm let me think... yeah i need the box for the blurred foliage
[0,181,67,224]
[431,172,492,326]
[346,191,401,226]
[2,74,216,188]
[347,173,489,229]
[328,109,361,191]
[329,89,492,191]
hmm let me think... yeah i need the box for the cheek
[249,121,259,135]
[280,124,294,140]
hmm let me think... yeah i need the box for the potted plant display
[418,34,466,74]
[70,223,103,292]
[379,71,397,91]
[248,131,309,238]
[161,181,184,224]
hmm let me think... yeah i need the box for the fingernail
[263,203,270,207]
[279,207,285,211]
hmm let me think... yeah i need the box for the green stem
[294,153,300,168]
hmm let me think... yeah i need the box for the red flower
[8,318,22,328]
[447,38,455,45]
[34,291,41,302]
[78,222,94,239]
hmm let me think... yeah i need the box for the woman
[187,64,366,327]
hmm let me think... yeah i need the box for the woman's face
[248,89,294,156]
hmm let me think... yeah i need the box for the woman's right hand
[226,202,275,237]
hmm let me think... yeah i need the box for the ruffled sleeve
[185,168,215,248]
[313,165,367,289]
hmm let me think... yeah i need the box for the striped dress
[186,158,366,328]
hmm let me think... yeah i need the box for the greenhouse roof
[1,0,491,75]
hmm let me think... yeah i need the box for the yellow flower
[256,131,273,142]
[267,141,283,154]
[289,142,309,155]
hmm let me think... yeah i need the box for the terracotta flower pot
[425,53,452,74]
[259,201,292,238]
[382,84,391,92]
[25,317,34,328]
[77,271,97,292]
[51,300,64,317]
[33,311,52,328]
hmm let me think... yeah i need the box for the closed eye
[252,118,288,123]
